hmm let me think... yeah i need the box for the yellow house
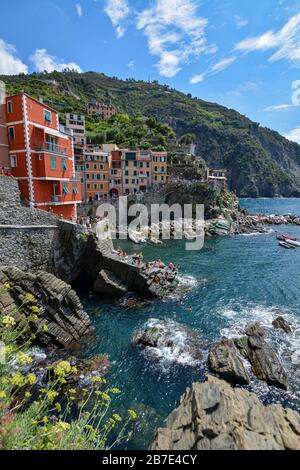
[151,151,168,189]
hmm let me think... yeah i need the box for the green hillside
[2,70,300,197]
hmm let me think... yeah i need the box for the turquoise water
[79,199,300,449]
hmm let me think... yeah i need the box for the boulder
[245,322,266,337]
[151,375,300,450]
[208,339,250,385]
[0,266,94,349]
[272,316,292,334]
[93,269,128,297]
[234,325,288,390]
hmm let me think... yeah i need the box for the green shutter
[62,158,67,171]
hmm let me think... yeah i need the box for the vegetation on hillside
[2,70,300,197]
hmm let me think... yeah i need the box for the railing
[35,142,68,156]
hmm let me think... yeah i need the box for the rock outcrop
[93,269,128,297]
[234,323,288,390]
[272,316,292,334]
[208,339,250,385]
[151,376,300,450]
[0,266,94,349]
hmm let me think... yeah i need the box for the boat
[150,238,163,245]
[282,234,298,241]
[279,241,296,249]
[128,231,147,244]
[284,239,300,248]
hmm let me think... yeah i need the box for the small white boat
[150,238,163,245]
[285,239,300,248]
[129,230,147,244]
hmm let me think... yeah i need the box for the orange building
[84,146,109,201]
[151,151,168,190]
[5,93,81,219]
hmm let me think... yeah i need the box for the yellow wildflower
[25,391,32,398]
[2,315,16,327]
[113,414,122,422]
[42,324,49,332]
[54,421,70,433]
[54,361,71,377]
[0,391,7,399]
[3,282,11,290]
[128,409,137,420]
[27,373,37,385]
[111,387,121,395]
[25,293,36,303]
[16,352,33,366]
[46,390,59,401]
[10,372,25,387]
[54,403,61,412]
[31,306,41,313]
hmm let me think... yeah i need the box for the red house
[5,93,81,219]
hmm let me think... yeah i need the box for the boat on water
[282,234,298,241]
[128,231,147,244]
[284,239,300,248]
[279,241,296,249]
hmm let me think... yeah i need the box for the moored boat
[279,241,296,249]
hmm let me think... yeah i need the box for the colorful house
[5,93,81,219]
[109,150,123,197]
[138,151,152,191]
[84,146,109,201]
[151,151,168,189]
[65,113,86,146]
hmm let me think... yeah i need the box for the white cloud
[30,49,82,73]
[128,59,135,71]
[136,0,216,78]
[235,12,300,65]
[234,15,248,29]
[285,126,300,144]
[75,3,82,17]
[0,38,28,75]
[104,0,130,39]
[190,56,236,84]
[260,103,292,112]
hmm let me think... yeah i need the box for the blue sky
[0,0,300,142]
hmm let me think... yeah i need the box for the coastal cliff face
[151,375,300,451]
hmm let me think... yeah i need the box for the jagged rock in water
[151,376,300,450]
[208,339,250,385]
[0,266,94,349]
[234,324,288,390]
[245,322,266,337]
[272,316,292,334]
[132,319,203,366]
[93,269,128,297]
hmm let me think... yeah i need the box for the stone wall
[0,176,59,271]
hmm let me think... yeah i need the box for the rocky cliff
[151,375,300,451]
[0,266,93,349]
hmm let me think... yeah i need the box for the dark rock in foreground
[208,339,250,385]
[272,316,292,334]
[0,266,94,349]
[151,376,300,450]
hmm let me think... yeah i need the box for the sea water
[78,198,300,449]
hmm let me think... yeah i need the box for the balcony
[35,142,68,156]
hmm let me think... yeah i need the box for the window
[62,183,69,194]
[44,109,52,123]
[147,162,150,168]
[61,158,67,171]
[10,155,17,168]
[50,156,57,170]
[38,155,43,161]
[94,164,97,170]
[72,183,78,194]
[86,164,90,169]
[8,127,15,140]
[94,184,98,189]
[7,101,12,113]
[86,173,90,179]
[86,183,90,189]
[125,179,129,185]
